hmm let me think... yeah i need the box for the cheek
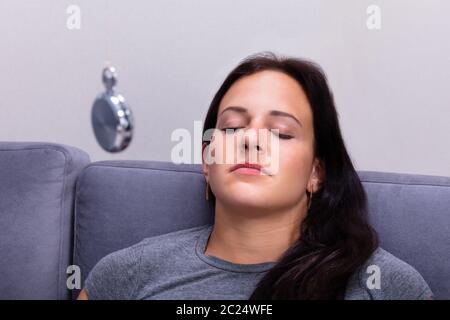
[207,132,239,165]
[276,144,312,191]
[207,163,227,191]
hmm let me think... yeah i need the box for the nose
[239,128,264,161]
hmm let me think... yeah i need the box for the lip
[230,162,268,176]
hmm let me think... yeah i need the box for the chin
[223,188,272,206]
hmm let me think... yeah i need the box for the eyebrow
[219,106,302,127]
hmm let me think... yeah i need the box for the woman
[78,52,433,300]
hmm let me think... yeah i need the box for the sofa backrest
[73,161,450,299]
[0,142,90,299]
[72,160,214,299]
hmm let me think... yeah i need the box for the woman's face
[202,70,321,212]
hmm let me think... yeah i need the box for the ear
[307,158,325,193]
[202,142,209,183]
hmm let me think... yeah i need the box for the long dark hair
[202,51,378,299]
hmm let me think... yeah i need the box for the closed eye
[221,127,293,140]
[220,127,244,133]
[270,129,293,140]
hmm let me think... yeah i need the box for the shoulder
[104,224,210,262]
[83,224,210,299]
[83,240,147,299]
[348,247,433,300]
[140,224,210,248]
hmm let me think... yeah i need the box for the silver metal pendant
[91,66,134,152]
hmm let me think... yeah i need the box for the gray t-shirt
[83,224,433,300]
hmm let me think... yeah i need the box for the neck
[205,200,307,264]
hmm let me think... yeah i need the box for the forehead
[218,70,311,120]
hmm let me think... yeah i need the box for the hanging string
[104,0,111,68]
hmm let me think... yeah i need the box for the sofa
[0,142,449,299]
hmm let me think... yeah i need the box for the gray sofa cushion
[0,142,90,299]
[72,161,214,299]
[359,171,450,299]
[73,161,450,299]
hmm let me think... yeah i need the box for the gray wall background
[1,0,449,176]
